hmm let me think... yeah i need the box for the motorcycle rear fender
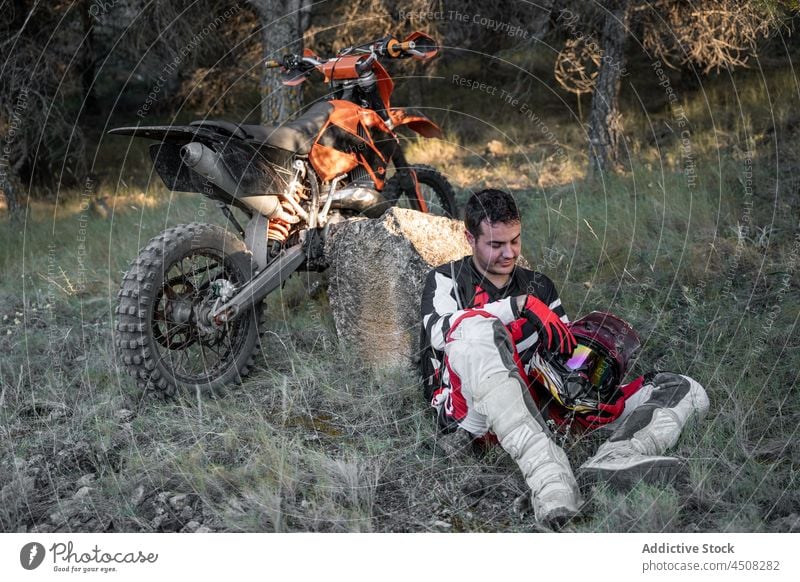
[108,125,209,142]
[388,108,443,139]
[109,125,282,211]
[109,126,225,195]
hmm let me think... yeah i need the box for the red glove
[519,295,577,355]
[585,400,625,425]
[585,375,645,424]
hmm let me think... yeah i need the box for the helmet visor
[563,344,615,389]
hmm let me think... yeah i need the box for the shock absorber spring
[267,184,308,242]
[267,198,295,241]
[266,161,310,243]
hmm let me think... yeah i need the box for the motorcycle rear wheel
[383,164,457,218]
[115,223,262,397]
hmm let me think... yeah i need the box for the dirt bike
[110,32,456,396]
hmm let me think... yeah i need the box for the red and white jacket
[419,258,569,424]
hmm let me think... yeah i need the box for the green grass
[1,59,799,533]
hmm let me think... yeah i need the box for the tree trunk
[530,0,556,41]
[0,141,28,220]
[510,0,556,98]
[1,0,32,219]
[247,0,312,124]
[81,0,98,115]
[587,0,631,177]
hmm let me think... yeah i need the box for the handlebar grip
[385,38,401,57]
[264,59,282,68]
[385,38,416,58]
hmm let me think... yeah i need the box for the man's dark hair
[464,189,520,238]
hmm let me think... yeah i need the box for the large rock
[325,208,471,367]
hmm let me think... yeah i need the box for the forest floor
[1,55,799,533]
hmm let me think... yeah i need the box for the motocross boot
[580,373,709,489]
[473,371,582,528]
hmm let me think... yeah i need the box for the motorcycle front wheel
[383,164,457,218]
[115,223,262,397]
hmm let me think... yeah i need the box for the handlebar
[265,33,436,76]
[360,36,416,59]
[264,54,322,70]
[398,40,415,52]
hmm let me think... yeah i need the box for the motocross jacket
[419,257,569,404]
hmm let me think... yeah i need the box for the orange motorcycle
[110,32,454,396]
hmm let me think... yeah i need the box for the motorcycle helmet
[529,311,641,414]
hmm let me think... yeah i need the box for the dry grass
[1,59,798,533]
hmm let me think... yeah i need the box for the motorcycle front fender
[388,108,443,139]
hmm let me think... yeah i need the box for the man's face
[466,219,521,286]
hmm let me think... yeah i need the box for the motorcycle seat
[240,101,333,154]
[188,119,247,139]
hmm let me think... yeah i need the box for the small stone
[47,405,68,421]
[195,526,212,533]
[180,506,194,521]
[115,409,135,423]
[486,139,505,156]
[73,486,93,500]
[130,485,145,507]
[433,520,452,529]
[169,493,190,511]
[461,477,490,499]
[50,510,68,524]
[150,515,168,529]
[77,473,96,487]
[182,520,201,533]
[512,493,532,517]
[434,429,472,458]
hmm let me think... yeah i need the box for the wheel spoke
[145,246,250,385]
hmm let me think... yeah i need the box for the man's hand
[517,295,576,355]
[584,375,645,424]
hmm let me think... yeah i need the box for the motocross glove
[519,295,577,356]
[584,375,645,424]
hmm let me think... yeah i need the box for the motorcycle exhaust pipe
[210,244,306,324]
[181,142,282,217]
[330,186,390,218]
